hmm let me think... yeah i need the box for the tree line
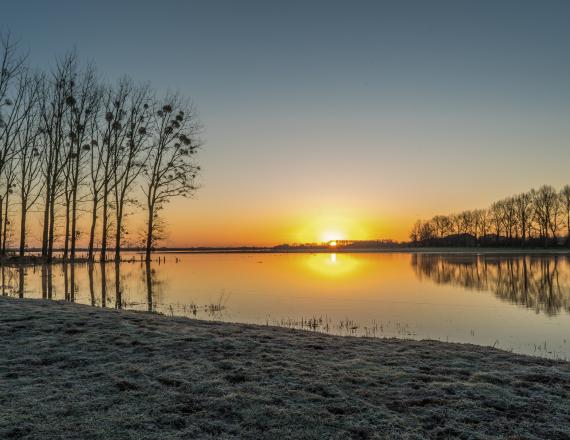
[0,33,201,262]
[410,184,570,247]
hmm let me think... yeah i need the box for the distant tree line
[272,240,400,251]
[0,33,201,262]
[410,184,570,247]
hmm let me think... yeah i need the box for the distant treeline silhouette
[273,240,400,250]
[412,254,570,316]
[0,33,201,262]
[410,185,570,247]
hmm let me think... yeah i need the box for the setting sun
[321,230,344,243]
[329,240,337,247]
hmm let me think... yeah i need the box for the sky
[3,0,570,246]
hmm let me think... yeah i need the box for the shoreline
[1,297,569,439]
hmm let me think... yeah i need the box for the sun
[321,230,344,243]
[329,240,337,247]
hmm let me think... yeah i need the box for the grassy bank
[1,297,569,439]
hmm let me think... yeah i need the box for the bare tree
[560,185,570,244]
[514,191,533,244]
[39,54,75,261]
[142,95,201,261]
[16,75,43,257]
[431,215,451,238]
[86,118,104,260]
[533,185,559,245]
[1,155,17,254]
[0,70,36,252]
[410,219,422,243]
[501,197,517,240]
[99,80,130,261]
[65,64,100,262]
[112,82,151,261]
[490,201,504,242]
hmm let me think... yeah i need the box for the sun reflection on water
[303,252,361,278]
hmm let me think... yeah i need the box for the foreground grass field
[1,297,569,439]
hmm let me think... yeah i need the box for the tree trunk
[115,209,122,262]
[0,195,4,256]
[63,195,70,260]
[88,196,98,261]
[70,190,78,261]
[41,171,52,258]
[19,197,26,257]
[145,207,153,262]
[2,191,10,255]
[70,154,80,262]
[100,182,109,262]
[47,187,56,263]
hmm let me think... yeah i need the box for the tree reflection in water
[5,259,163,313]
[411,254,570,315]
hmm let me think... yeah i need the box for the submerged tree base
[0,297,569,439]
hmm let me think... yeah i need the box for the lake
[4,252,570,359]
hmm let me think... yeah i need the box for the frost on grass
[0,297,569,440]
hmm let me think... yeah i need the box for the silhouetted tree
[112,82,151,261]
[99,80,130,261]
[1,151,17,254]
[533,185,559,245]
[16,74,43,256]
[141,95,200,261]
[39,54,75,261]
[514,191,533,244]
[561,185,570,245]
[0,67,36,253]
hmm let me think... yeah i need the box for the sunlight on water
[303,252,363,278]
[4,252,570,359]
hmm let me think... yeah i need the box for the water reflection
[1,260,162,316]
[304,252,362,278]
[412,254,570,316]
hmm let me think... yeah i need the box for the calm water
[3,252,570,359]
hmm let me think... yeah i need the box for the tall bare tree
[112,82,151,261]
[39,54,75,261]
[533,185,559,245]
[65,64,100,262]
[514,191,533,244]
[142,95,200,261]
[99,80,130,261]
[0,70,36,252]
[16,75,43,257]
[560,185,570,244]
[1,155,17,254]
